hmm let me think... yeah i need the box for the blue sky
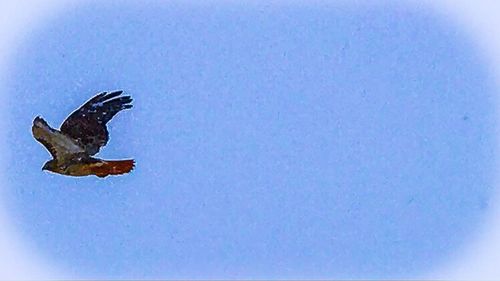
[1,1,497,279]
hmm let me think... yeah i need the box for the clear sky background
[1,1,497,279]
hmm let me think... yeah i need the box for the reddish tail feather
[91,159,135,178]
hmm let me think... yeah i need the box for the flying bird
[32,91,135,177]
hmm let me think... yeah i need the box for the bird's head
[42,160,57,172]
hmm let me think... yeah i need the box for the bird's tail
[90,159,135,178]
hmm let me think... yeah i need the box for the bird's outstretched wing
[32,116,85,161]
[60,91,133,155]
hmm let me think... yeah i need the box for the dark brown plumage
[32,91,134,177]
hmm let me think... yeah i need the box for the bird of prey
[32,91,135,177]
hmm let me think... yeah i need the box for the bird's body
[32,91,134,177]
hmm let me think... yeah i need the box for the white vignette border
[1,0,500,279]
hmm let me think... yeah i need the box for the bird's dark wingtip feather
[100,91,123,101]
[120,97,133,105]
[93,92,108,100]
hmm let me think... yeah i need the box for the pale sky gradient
[1,1,500,280]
